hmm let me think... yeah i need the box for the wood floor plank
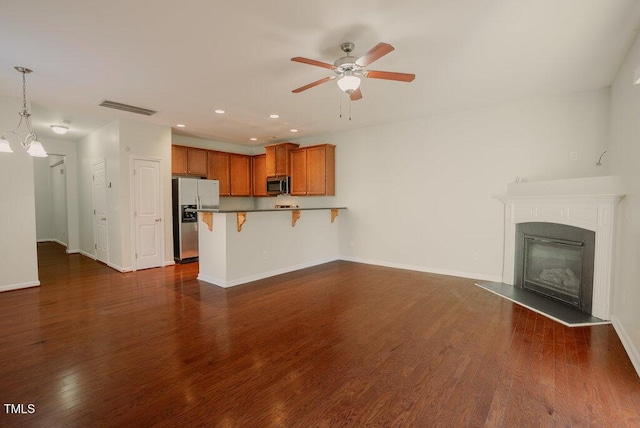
[0,242,639,426]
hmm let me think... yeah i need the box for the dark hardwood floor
[1,242,639,427]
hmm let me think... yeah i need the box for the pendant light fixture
[0,66,48,158]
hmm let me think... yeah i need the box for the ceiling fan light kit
[291,41,415,101]
[337,72,361,93]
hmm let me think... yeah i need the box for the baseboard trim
[164,260,175,267]
[198,257,339,288]
[107,262,132,273]
[0,281,40,293]
[611,316,640,379]
[79,250,96,260]
[338,256,503,283]
[66,249,80,254]
[37,239,68,248]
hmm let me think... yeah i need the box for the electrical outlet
[349,241,354,247]
[570,151,578,161]
[472,253,480,261]
[262,251,269,260]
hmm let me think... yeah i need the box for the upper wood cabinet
[265,142,299,177]
[207,151,252,197]
[207,151,230,195]
[290,144,335,196]
[289,149,307,196]
[173,145,207,176]
[171,145,208,177]
[230,154,251,197]
[171,145,188,175]
[252,154,268,197]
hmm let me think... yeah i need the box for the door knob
[155,218,162,222]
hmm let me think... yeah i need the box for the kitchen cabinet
[230,154,251,196]
[207,151,230,195]
[207,151,252,196]
[252,154,268,197]
[265,142,299,177]
[290,144,335,196]
[171,145,208,176]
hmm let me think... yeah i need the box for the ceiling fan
[291,42,415,101]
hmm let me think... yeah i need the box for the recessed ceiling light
[176,123,186,128]
[214,109,225,114]
[269,114,279,119]
[250,137,258,141]
[290,129,298,133]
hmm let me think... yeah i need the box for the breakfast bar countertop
[192,207,347,213]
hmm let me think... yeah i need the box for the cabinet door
[230,154,251,196]
[171,145,188,175]
[289,149,307,196]
[306,146,327,195]
[187,148,208,177]
[275,145,290,176]
[252,154,267,197]
[208,151,230,196]
[265,146,276,177]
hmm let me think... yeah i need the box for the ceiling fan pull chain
[349,96,352,121]
[339,93,342,118]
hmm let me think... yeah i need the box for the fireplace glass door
[523,235,584,307]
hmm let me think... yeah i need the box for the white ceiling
[2,0,640,146]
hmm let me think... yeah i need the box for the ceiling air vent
[98,99,158,116]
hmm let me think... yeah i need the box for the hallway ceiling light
[0,67,48,157]
[50,125,69,135]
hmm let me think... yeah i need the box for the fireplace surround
[498,176,624,320]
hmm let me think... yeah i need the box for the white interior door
[92,160,108,263]
[134,158,163,270]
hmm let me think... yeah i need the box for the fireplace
[514,223,594,314]
[497,176,624,320]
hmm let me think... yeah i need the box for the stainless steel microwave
[266,176,290,195]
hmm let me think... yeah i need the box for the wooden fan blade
[292,76,336,93]
[355,43,394,67]
[365,70,415,82]
[350,87,363,101]
[291,57,336,70]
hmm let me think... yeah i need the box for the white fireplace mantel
[497,176,624,320]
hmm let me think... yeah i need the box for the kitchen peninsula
[196,207,346,287]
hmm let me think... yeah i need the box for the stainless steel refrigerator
[172,177,220,263]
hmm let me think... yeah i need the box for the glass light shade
[337,75,361,93]
[26,140,48,157]
[0,138,13,153]
[50,125,69,135]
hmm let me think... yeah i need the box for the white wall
[609,31,640,375]
[40,137,80,253]
[78,119,121,267]
[33,154,68,246]
[289,88,610,281]
[118,119,172,268]
[172,134,258,155]
[34,157,52,241]
[0,95,39,291]
[78,119,173,270]
[50,158,68,246]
